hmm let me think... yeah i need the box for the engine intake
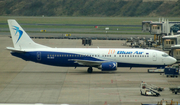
[98,62,117,71]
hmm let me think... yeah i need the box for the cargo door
[37,52,41,61]
[152,52,157,61]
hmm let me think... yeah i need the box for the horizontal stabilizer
[6,47,26,53]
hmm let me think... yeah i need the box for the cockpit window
[162,54,168,57]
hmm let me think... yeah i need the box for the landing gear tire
[87,67,93,73]
[175,92,177,94]
[156,93,159,96]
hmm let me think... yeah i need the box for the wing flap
[69,59,107,66]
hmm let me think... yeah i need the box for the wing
[69,59,108,66]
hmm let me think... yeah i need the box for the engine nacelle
[98,62,117,71]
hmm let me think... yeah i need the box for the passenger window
[122,55,124,57]
[119,55,121,57]
[114,55,116,57]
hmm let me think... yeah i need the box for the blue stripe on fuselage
[11,51,166,68]
[12,51,104,67]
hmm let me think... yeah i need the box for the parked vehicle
[140,82,160,96]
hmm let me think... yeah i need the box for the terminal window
[171,41,174,44]
[165,41,173,44]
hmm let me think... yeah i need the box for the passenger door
[152,52,157,61]
[37,52,41,61]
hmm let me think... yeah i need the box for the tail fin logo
[13,26,23,43]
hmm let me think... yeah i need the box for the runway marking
[104,101,107,105]
[111,80,113,83]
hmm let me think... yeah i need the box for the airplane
[6,19,177,73]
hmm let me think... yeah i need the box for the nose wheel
[87,67,93,73]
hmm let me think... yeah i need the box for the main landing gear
[87,67,93,73]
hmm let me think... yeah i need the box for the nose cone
[172,57,177,64]
[164,57,177,65]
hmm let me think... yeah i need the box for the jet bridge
[162,35,180,51]
[142,18,180,47]
[142,18,173,35]
[171,45,180,62]
[150,22,163,35]
[142,21,151,32]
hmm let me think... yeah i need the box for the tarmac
[0,35,180,105]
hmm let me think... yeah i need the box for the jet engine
[98,62,117,71]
